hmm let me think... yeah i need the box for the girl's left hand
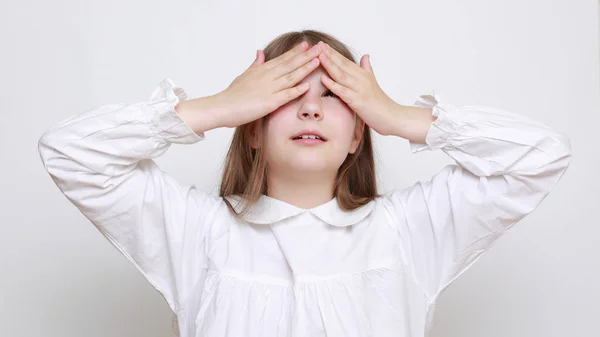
[317,41,400,136]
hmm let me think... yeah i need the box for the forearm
[40,78,202,186]
[389,104,436,144]
[175,92,236,134]
[399,97,572,178]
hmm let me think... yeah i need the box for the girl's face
[258,65,363,177]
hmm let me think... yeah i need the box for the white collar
[224,194,375,227]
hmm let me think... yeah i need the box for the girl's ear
[248,119,263,149]
[348,118,365,154]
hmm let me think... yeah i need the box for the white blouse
[38,77,572,337]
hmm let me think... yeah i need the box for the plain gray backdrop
[1,0,598,336]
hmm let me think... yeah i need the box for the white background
[1,0,598,336]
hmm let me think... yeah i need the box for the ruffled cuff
[409,91,460,154]
[146,77,205,144]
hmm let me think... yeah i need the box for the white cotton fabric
[38,78,572,337]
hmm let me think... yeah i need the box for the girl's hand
[214,42,323,128]
[317,41,400,136]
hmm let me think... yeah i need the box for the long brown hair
[220,29,378,216]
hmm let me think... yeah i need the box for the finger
[321,74,354,106]
[360,54,374,75]
[273,44,321,80]
[256,50,265,66]
[272,82,311,109]
[319,51,356,90]
[274,57,320,89]
[265,41,309,69]
[318,42,362,78]
[250,50,265,68]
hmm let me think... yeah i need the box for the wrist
[386,103,410,136]
[390,103,435,143]
[175,95,229,133]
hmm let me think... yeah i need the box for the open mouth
[291,131,327,145]
[292,135,324,140]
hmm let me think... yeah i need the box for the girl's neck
[266,170,336,209]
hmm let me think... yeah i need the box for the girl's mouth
[292,136,326,145]
[291,131,327,146]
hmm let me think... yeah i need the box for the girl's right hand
[213,41,323,128]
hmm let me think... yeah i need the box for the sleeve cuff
[147,77,205,144]
[409,91,459,154]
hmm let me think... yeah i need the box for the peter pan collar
[224,194,375,227]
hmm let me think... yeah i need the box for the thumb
[360,54,374,75]
[250,49,265,67]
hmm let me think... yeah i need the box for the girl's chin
[283,159,334,174]
[267,151,345,174]
[290,159,331,172]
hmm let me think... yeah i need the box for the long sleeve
[38,77,219,313]
[383,92,572,302]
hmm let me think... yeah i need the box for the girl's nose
[297,104,323,121]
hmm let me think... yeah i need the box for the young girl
[39,30,571,337]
